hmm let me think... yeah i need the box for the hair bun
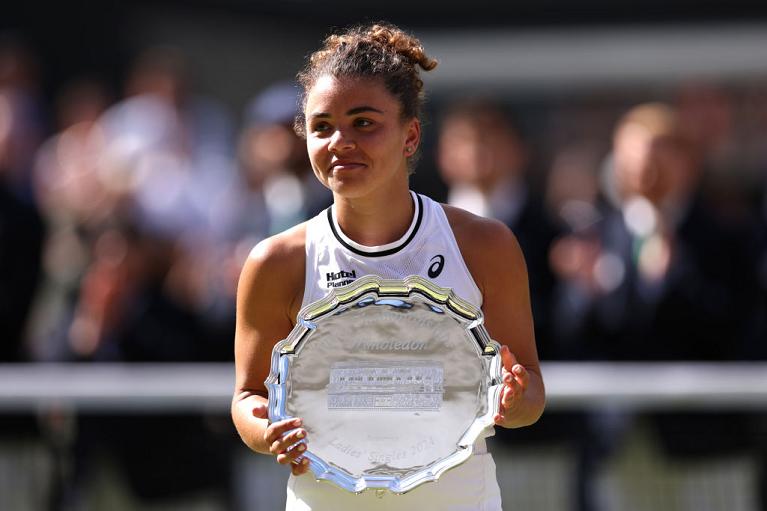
[367,23,438,72]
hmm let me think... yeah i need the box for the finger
[265,417,302,444]
[500,384,517,409]
[270,428,307,454]
[512,364,529,389]
[500,345,518,373]
[291,457,311,476]
[502,367,520,392]
[276,441,307,465]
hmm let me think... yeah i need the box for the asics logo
[428,255,445,278]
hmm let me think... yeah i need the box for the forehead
[305,75,399,114]
[615,122,653,151]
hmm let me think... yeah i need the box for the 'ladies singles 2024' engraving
[328,360,444,411]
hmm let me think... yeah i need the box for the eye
[354,118,374,128]
[311,121,332,134]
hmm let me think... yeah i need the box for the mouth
[329,160,366,172]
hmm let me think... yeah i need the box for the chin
[328,176,373,197]
[331,186,371,201]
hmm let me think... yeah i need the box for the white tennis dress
[286,191,502,511]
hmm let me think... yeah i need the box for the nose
[328,128,355,153]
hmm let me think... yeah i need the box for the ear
[403,118,421,156]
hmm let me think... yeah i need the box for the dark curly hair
[294,22,438,140]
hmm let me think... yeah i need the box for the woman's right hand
[254,402,311,476]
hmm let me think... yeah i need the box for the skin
[437,112,527,194]
[231,74,545,478]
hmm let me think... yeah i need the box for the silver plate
[266,275,503,494]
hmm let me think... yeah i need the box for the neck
[333,186,414,247]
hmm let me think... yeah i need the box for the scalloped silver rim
[265,275,503,495]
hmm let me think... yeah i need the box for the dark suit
[552,195,754,362]
[0,184,44,362]
[546,194,759,510]
[502,192,560,361]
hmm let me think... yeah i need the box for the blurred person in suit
[238,81,332,237]
[615,99,761,507]
[436,99,559,359]
[597,102,754,362]
[549,103,758,510]
[535,142,607,511]
[545,143,607,362]
[435,99,588,507]
[549,102,754,362]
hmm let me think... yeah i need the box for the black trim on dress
[326,193,424,257]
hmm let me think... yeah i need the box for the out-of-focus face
[240,123,308,186]
[303,75,418,200]
[438,118,485,184]
[437,113,526,192]
[613,122,691,204]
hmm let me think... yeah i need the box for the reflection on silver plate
[266,275,503,494]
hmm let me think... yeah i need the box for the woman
[232,23,545,510]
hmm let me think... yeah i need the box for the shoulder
[441,204,528,294]
[247,222,307,270]
[238,222,307,321]
[442,204,519,253]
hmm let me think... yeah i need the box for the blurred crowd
[2,36,767,509]
[432,96,766,363]
[432,95,767,511]
[0,40,334,508]
[1,42,333,366]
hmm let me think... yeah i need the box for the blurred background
[2,1,767,510]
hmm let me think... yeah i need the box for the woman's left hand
[493,345,530,426]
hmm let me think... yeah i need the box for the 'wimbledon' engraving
[351,340,426,351]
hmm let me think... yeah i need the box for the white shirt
[286,192,502,511]
[301,191,481,308]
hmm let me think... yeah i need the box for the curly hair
[294,22,437,139]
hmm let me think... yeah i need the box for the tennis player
[232,22,545,510]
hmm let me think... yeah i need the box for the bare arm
[446,206,546,428]
[231,226,312,474]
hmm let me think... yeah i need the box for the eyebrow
[310,106,384,119]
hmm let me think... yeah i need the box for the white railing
[1,362,766,412]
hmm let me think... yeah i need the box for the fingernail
[302,458,309,465]
[298,443,306,452]
[294,418,302,426]
[297,430,305,439]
